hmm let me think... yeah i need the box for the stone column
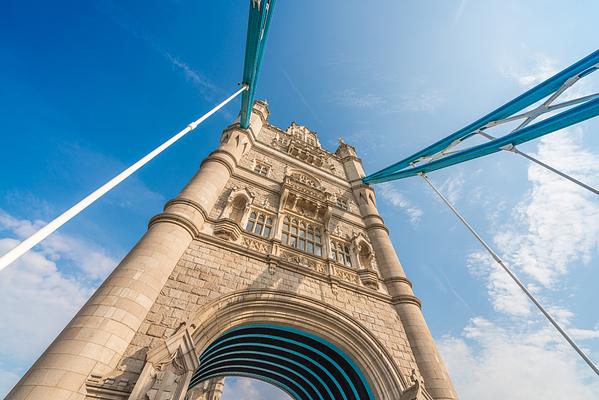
[7,103,269,400]
[336,142,457,400]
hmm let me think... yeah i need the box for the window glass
[244,209,274,238]
[280,215,323,256]
[330,240,353,267]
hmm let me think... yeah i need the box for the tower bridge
[8,102,456,400]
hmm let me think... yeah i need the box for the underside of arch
[189,324,375,400]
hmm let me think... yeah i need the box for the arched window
[358,243,373,269]
[331,240,352,267]
[245,210,274,238]
[229,196,247,223]
[281,216,322,256]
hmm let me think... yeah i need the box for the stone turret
[336,139,458,400]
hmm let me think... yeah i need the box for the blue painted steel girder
[364,49,599,183]
[365,96,599,183]
[239,0,277,129]
[189,324,375,400]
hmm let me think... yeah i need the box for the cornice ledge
[164,198,209,221]
[384,276,413,288]
[148,212,200,239]
[391,294,422,308]
[365,222,390,234]
[199,150,236,174]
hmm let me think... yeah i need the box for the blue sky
[1,1,598,398]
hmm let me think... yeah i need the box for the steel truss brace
[363,50,599,184]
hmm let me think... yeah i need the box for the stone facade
[7,101,457,400]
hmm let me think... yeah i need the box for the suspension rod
[419,172,599,377]
[0,85,247,271]
[477,131,598,196]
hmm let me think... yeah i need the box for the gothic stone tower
[8,101,457,400]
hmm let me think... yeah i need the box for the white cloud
[0,237,93,397]
[166,53,222,101]
[452,0,469,26]
[222,377,290,400]
[0,210,117,397]
[501,53,559,88]
[440,171,465,204]
[337,86,444,113]
[378,183,423,224]
[439,318,599,400]
[440,54,599,398]
[464,128,598,317]
[466,250,531,317]
[337,88,386,109]
[0,210,118,279]
[396,90,445,113]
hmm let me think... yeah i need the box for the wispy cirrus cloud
[336,87,445,113]
[97,2,232,118]
[222,377,290,400]
[452,0,469,27]
[337,88,386,109]
[440,170,465,204]
[378,182,423,224]
[393,89,446,113]
[166,53,223,101]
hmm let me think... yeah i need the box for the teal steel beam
[364,49,599,183]
[364,96,599,183]
[240,0,277,129]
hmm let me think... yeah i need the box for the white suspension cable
[477,131,599,196]
[419,172,599,377]
[0,85,248,271]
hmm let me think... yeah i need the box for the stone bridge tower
[8,101,457,400]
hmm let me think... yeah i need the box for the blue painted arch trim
[197,349,336,399]
[197,371,301,400]
[188,324,375,400]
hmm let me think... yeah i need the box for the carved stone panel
[129,324,199,400]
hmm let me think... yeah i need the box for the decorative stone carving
[213,220,243,242]
[358,269,379,290]
[399,369,427,400]
[279,250,326,274]
[242,235,270,254]
[218,187,254,221]
[332,265,359,285]
[129,323,200,400]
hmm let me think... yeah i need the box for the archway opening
[189,324,375,400]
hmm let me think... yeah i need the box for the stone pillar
[336,141,458,400]
[7,103,269,400]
